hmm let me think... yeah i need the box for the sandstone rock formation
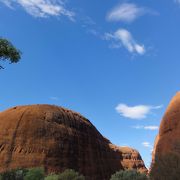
[0,105,147,180]
[152,92,180,165]
[109,144,146,172]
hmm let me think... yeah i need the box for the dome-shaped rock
[0,105,147,180]
[152,92,180,166]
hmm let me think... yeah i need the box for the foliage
[24,167,45,180]
[0,169,16,180]
[0,168,28,180]
[110,170,148,180]
[44,174,59,180]
[0,38,21,69]
[150,152,180,180]
[58,169,85,180]
[0,168,85,180]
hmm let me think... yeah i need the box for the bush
[0,168,27,180]
[150,152,180,180]
[0,170,16,180]
[0,168,85,180]
[58,169,85,180]
[24,167,45,180]
[45,174,59,180]
[110,170,148,180]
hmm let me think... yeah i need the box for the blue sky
[0,0,180,168]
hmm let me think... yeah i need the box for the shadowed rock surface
[152,92,180,166]
[0,105,147,180]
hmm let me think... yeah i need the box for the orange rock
[152,92,180,166]
[0,105,147,180]
[109,145,147,173]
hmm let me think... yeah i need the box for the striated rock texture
[152,92,180,165]
[109,144,146,172]
[0,105,147,180]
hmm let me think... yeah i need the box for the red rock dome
[0,105,147,180]
[152,92,180,165]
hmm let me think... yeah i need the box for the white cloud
[142,142,152,148]
[133,125,144,129]
[115,103,162,120]
[175,0,180,4]
[1,0,12,8]
[144,126,159,130]
[49,96,59,101]
[104,29,145,55]
[133,125,159,130]
[107,3,146,23]
[0,0,75,20]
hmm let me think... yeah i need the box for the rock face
[109,144,146,172]
[152,92,180,165]
[0,105,147,180]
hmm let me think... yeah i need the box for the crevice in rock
[5,110,26,168]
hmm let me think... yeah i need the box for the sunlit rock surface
[0,104,147,180]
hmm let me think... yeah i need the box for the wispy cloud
[86,28,100,37]
[107,3,156,23]
[175,0,180,4]
[144,126,159,130]
[133,125,159,130]
[142,142,152,148]
[104,29,145,55]
[115,103,162,120]
[0,0,75,20]
[82,16,96,26]
[49,96,59,101]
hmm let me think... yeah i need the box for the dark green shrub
[110,170,148,180]
[150,152,180,180]
[45,174,59,180]
[58,169,85,180]
[0,168,27,180]
[0,170,16,180]
[24,167,45,180]
[14,169,28,180]
[0,168,85,180]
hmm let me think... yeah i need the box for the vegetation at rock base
[150,152,180,180]
[0,168,85,180]
[44,170,85,180]
[24,167,45,180]
[0,168,152,180]
[110,170,148,180]
[0,38,21,69]
[58,169,85,180]
[44,174,59,180]
[0,168,28,180]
